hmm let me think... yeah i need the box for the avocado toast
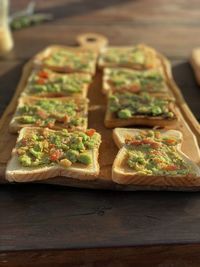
[34,45,98,75]
[104,91,177,128]
[103,67,170,94]
[10,96,89,132]
[98,44,161,70]
[6,127,101,182]
[112,128,200,186]
[22,68,92,98]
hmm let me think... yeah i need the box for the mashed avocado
[103,45,154,68]
[17,98,86,129]
[108,68,165,92]
[42,49,96,73]
[26,69,91,96]
[108,92,174,119]
[125,130,193,176]
[17,128,100,167]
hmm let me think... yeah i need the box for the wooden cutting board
[0,33,200,190]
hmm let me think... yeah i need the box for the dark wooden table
[1,1,200,266]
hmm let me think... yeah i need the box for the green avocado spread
[102,45,155,68]
[43,49,96,73]
[107,68,165,93]
[125,130,193,176]
[17,98,86,129]
[108,92,175,119]
[17,128,100,167]
[26,69,91,96]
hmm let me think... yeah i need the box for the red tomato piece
[140,139,160,149]
[21,138,27,146]
[130,85,140,92]
[165,139,176,145]
[86,129,96,137]
[164,165,178,171]
[50,150,62,161]
[37,110,48,119]
[38,70,49,79]
[47,121,55,128]
[130,140,142,145]
[37,78,45,85]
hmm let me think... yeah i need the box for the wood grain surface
[1,0,200,266]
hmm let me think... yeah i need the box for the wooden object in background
[190,47,200,85]
[0,38,199,190]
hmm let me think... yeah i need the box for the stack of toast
[6,46,101,182]
[5,43,200,187]
[100,44,200,186]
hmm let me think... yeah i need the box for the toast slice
[104,91,177,128]
[112,129,200,186]
[113,128,183,148]
[22,68,92,98]
[103,67,170,95]
[113,128,151,148]
[190,47,200,85]
[33,45,98,75]
[9,96,89,133]
[6,127,101,183]
[98,44,161,70]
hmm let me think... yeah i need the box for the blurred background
[1,0,200,118]
[8,0,200,59]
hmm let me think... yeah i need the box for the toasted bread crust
[6,150,100,183]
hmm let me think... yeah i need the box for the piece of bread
[190,47,200,85]
[33,45,98,75]
[104,92,177,128]
[9,96,89,133]
[112,128,183,148]
[112,129,200,186]
[22,68,92,98]
[113,128,149,148]
[98,44,161,70]
[102,67,171,95]
[6,127,101,183]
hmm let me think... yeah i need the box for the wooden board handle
[76,33,108,52]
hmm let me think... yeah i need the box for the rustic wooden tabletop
[1,1,200,266]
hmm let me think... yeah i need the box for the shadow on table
[38,0,132,21]
[172,60,200,121]
[0,61,24,116]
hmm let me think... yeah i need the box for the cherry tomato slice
[38,70,49,79]
[37,78,45,85]
[50,150,62,161]
[86,129,96,137]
